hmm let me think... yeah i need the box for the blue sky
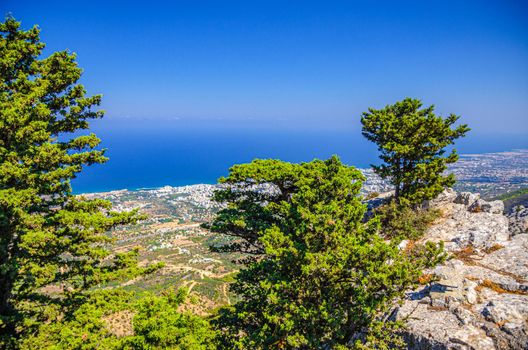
[3,0,528,134]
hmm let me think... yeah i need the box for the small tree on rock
[361,98,469,204]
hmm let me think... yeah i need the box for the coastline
[74,149,528,198]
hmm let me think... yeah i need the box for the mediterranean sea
[71,120,528,194]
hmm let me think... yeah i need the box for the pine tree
[0,17,154,345]
[206,156,443,349]
[361,98,469,204]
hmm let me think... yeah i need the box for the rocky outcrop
[394,190,528,349]
[422,190,510,251]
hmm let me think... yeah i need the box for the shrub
[121,289,217,350]
[374,199,440,241]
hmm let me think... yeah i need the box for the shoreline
[73,149,528,196]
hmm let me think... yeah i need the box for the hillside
[388,190,528,349]
[84,185,528,349]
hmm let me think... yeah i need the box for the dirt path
[222,283,231,305]
[165,264,236,279]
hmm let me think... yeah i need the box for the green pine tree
[361,98,470,204]
[206,156,443,349]
[0,17,157,346]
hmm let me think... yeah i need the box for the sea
[71,120,528,194]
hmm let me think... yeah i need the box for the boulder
[421,188,458,209]
[469,199,505,214]
[455,192,480,207]
[481,296,528,326]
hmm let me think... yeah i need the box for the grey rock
[469,199,505,214]
[422,188,458,209]
[398,302,496,350]
[425,201,509,251]
[507,205,528,236]
[480,295,528,325]
[455,192,481,207]
[480,234,528,282]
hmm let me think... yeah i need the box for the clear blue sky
[3,0,528,134]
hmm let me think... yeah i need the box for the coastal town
[450,149,528,197]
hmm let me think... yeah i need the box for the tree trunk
[394,157,402,202]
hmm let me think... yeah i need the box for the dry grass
[475,279,528,295]
[417,273,435,285]
[465,275,480,282]
[103,310,135,337]
[469,204,483,213]
[427,305,448,312]
[452,246,479,265]
[483,244,505,254]
[402,240,416,254]
[495,319,507,327]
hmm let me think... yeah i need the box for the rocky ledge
[392,189,528,349]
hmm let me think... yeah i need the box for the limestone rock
[399,301,496,350]
[425,201,509,251]
[481,295,528,326]
[398,190,528,349]
[469,199,505,214]
[479,234,528,282]
[422,188,458,209]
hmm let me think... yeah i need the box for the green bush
[120,290,217,350]
[375,199,440,241]
[19,290,134,349]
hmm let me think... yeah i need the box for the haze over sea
[72,119,528,194]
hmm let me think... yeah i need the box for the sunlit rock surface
[391,190,528,349]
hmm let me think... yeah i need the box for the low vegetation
[374,198,440,241]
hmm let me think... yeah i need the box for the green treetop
[361,98,470,204]
[206,156,443,349]
[0,17,156,346]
